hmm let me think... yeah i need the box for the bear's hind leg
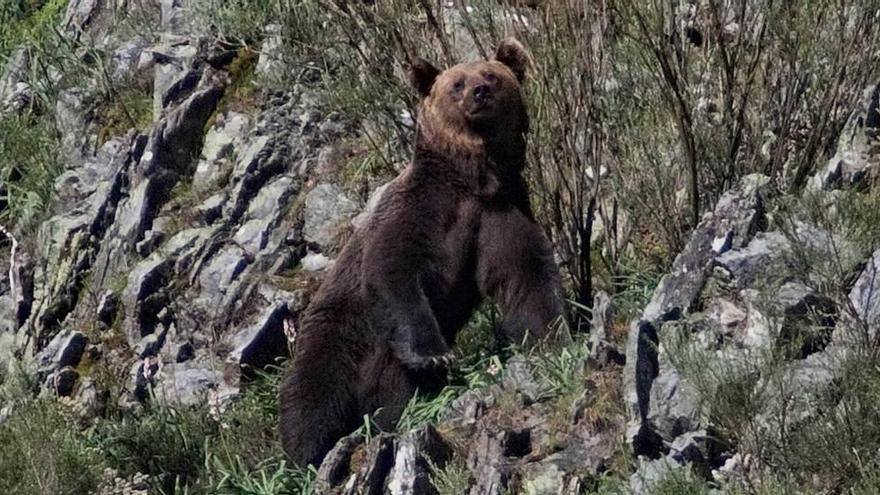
[279,352,359,468]
[357,350,447,431]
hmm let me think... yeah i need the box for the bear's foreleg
[477,208,567,346]
[362,210,454,370]
[366,273,454,369]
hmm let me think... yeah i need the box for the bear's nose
[473,85,491,101]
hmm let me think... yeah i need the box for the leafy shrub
[0,0,68,61]
[0,113,60,229]
[0,397,104,495]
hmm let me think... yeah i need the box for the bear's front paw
[391,325,454,370]
[391,336,455,370]
[403,351,456,371]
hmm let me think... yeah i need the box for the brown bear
[279,38,566,468]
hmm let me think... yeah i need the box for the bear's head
[409,38,531,156]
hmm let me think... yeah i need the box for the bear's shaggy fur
[279,39,565,467]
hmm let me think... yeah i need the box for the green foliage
[351,412,382,441]
[188,0,880,313]
[458,353,507,391]
[0,396,105,495]
[663,321,766,437]
[649,466,713,495]
[202,367,316,495]
[94,79,154,145]
[0,113,60,229]
[0,365,107,495]
[608,264,663,321]
[529,337,590,401]
[4,0,880,492]
[659,181,880,492]
[0,0,68,62]
[0,0,161,232]
[428,456,470,495]
[770,360,880,491]
[666,294,880,492]
[0,0,66,233]
[396,386,461,432]
[851,465,880,495]
[454,303,502,362]
[90,403,216,492]
[590,470,629,495]
[776,188,880,290]
[0,365,315,495]
[208,456,316,495]
[193,0,326,55]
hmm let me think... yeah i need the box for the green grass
[0,0,67,232]
[94,79,154,145]
[207,456,316,495]
[666,299,880,492]
[3,0,880,493]
[0,364,317,495]
[0,0,161,233]
[91,403,216,492]
[0,396,105,495]
[396,386,462,432]
[0,113,61,229]
[530,337,590,401]
[428,456,470,495]
[649,466,713,495]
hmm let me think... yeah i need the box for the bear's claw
[399,351,455,370]
[431,353,455,368]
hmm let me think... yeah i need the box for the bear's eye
[484,73,498,84]
[453,79,465,92]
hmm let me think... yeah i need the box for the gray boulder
[153,361,225,407]
[193,112,250,192]
[386,425,452,495]
[809,84,880,191]
[0,49,29,109]
[502,355,544,405]
[33,330,88,379]
[343,435,396,495]
[255,24,285,83]
[122,255,171,346]
[27,136,138,343]
[589,290,624,366]
[714,231,790,289]
[848,248,880,334]
[224,286,295,382]
[303,183,359,248]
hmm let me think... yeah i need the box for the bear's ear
[408,58,441,97]
[494,38,530,82]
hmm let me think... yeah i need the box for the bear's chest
[435,198,482,275]
[421,198,483,336]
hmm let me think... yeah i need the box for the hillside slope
[1,1,879,494]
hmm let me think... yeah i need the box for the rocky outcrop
[624,173,771,456]
[0,49,31,116]
[4,0,360,412]
[622,161,880,484]
[809,83,880,191]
